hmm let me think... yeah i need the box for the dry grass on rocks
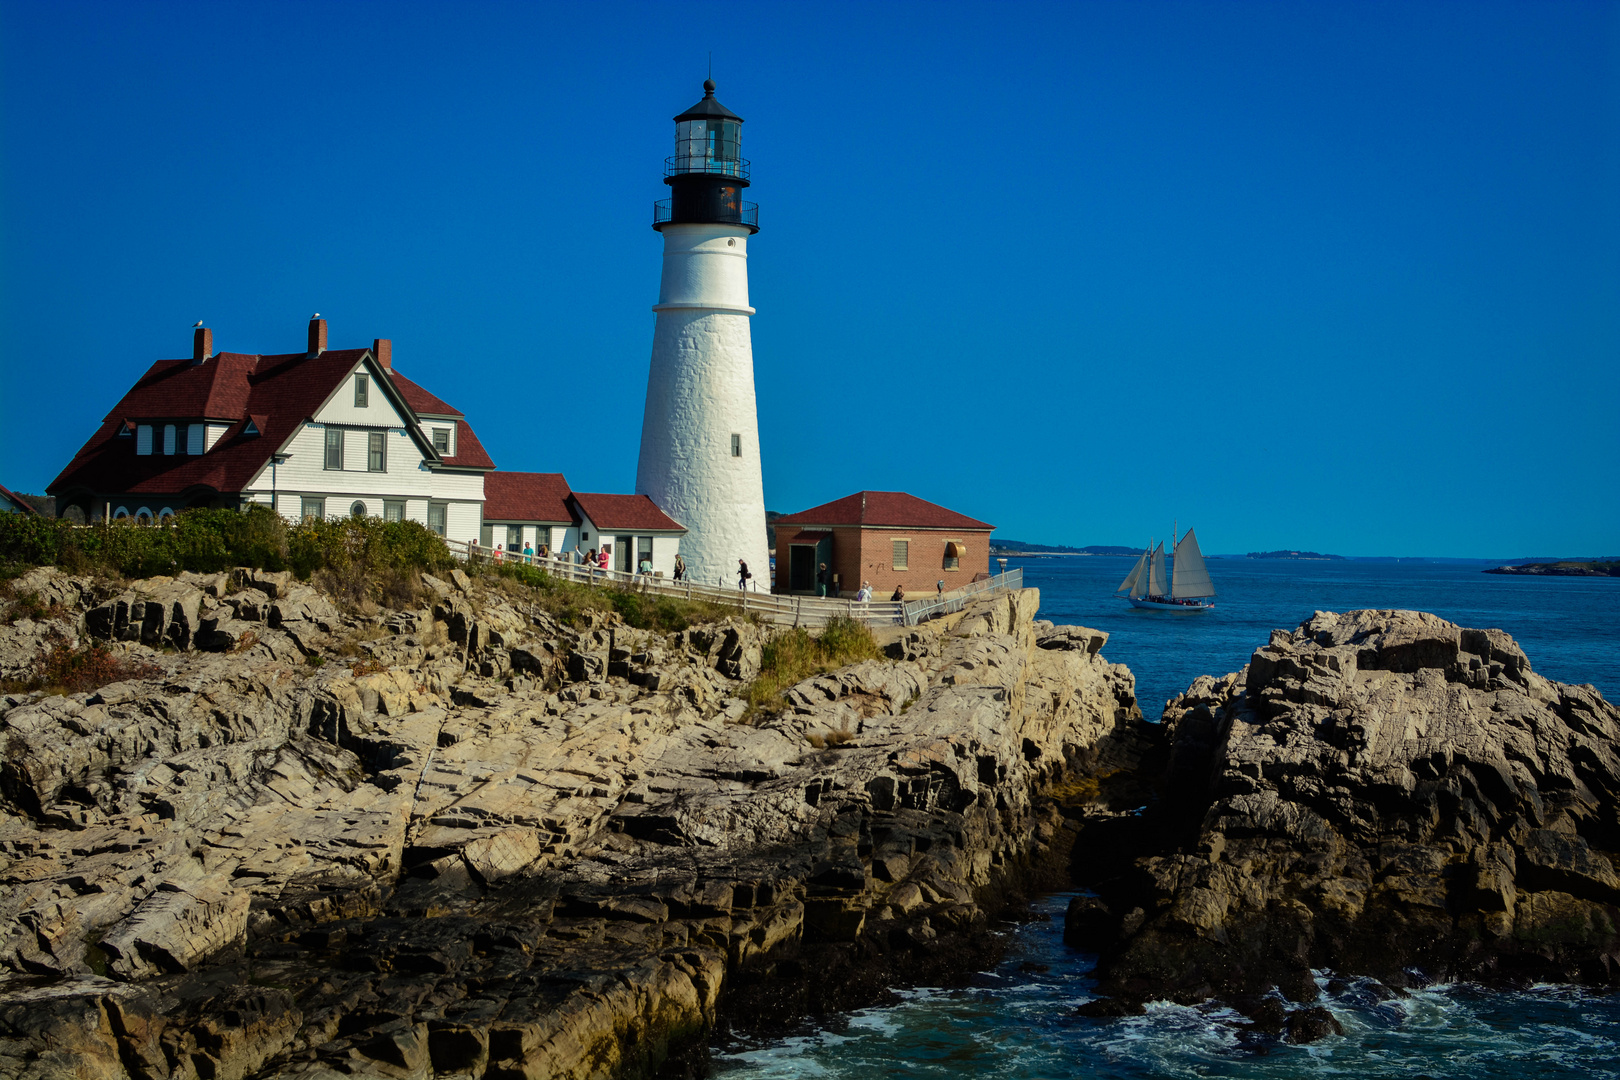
[1,631,162,697]
[474,561,741,634]
[746,616,882,718]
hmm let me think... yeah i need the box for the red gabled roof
[569,493,685,533]
[388,370,494,469]
[48,342,494,498]
[387,370,460,417]
[483,472,575,523]
[0,484,39,515]
[776,491,993,531]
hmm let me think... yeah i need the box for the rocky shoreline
[4,564,1618,1074]
[0,566,1148,1078]
[1070,608,1620,1033]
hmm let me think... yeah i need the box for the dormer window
[163,424,177,455]
[432,427,451,456]
[136,425,153,455]
[186,424,204,455]
[355,373,369,408]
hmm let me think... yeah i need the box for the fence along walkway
[446,540,1022,628]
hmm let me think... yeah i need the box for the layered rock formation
[0,567,1143,1079]
[1073,609,1620,1021]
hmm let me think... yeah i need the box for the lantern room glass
[673,120,745,177]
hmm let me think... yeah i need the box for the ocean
[711,556,1620,1078]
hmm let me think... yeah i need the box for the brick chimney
[193,326,212,364]
[372,338,392,369]
[307,315,327,358]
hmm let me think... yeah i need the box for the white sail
[1116,550,1148,596]
[1147,543,1168,598]
[1171,527,1216,599]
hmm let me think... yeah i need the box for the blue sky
[2,0,1615,557]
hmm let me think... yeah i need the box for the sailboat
[1115,527,1216,611]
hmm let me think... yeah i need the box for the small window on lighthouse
[730,434,741,458]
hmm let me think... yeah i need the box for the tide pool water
[711,558,1620,1078]
[714,895,1620,1079]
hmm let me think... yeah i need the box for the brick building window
[325,428,344,470]
[892,539,910,571]
[944,541,964,571]
[368,431,386,472]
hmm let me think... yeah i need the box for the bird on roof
[194,320,203,328]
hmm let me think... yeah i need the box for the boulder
[1077,609,1620,1006]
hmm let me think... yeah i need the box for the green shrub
[0,506,450,584]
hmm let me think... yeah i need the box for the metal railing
[653,199,759,230]
[445,541,1022,629]
[664,155,750,180]
[900,568,1024,625]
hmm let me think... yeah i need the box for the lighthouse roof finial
[675,77,742,123]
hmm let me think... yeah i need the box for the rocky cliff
[1072,609,1620,1030]
[0,567,1143,1079]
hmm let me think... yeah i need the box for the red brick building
[773,491,993,598]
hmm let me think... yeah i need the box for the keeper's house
[47,317,492,537]
[774,491,993,597]
[481,472,686,577]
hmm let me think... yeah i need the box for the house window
[354,373,369,408]
[324,427,344,470]
[432,427,450,455]
[730,433,741,457]
[301,497,326,522]
[892,539,910,571]
[136,425,153,455]
[383,500,404,522]
[944,540,964,571]
[427,502,447,536]
[638,536,653,571]
[135,508,154,525]
[187,424,204,455]
[368,431,386,472]
[163,424,177,455]
[507,525,521,549]
[350,501,367,518]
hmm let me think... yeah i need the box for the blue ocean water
[712,558,1620,1078]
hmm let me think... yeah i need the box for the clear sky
[2,1,1615,558]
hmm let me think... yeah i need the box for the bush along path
[0,564,1149,1079]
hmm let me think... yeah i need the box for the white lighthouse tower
[635,80,770,588]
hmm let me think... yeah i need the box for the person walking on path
[673,554,686,582]
[738,559,752,590]
[816,562,830,598]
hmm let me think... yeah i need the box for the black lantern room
[654,80,759,233]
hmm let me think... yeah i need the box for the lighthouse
[635,80,771,588]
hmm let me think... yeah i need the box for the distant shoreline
[1484,560,1620,578]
